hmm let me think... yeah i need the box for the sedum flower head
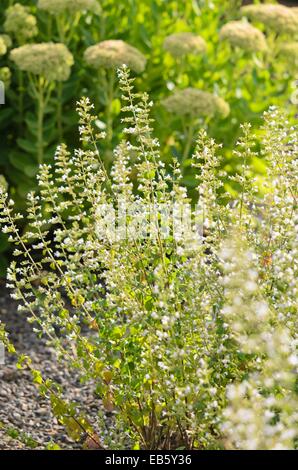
[0,67,12,89]
[220,21,267,53]
[278,42,298,68]
[0,38,7,57]
[10,43,74,82]
[4,3,38,43]
[162,87,230,119]
[0,35,12,56]
[84,40,147,73]
[163,32,207,58]
[37,0,101,15]
[241,4,298,34]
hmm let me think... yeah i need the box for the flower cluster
[162,87,230,118]
[4,3,38,43]
[0,35,11,56]
[37,0,101,15]
[163,32,207,58]
[0,175,7,192]
[241,4,298,34]
[84,40,147,73]
[220,21,267,53]
[10,43,74,82]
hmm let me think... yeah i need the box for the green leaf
[16,138,37,155]
[9,151,39,177]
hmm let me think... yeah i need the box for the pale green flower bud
[163,32,207,58]
[84,40,146,74]
[4,3,38,43]
[10,43,74,82]
[241,4,298,34]
[162,88,230,119]
[220,21,267,53]
[37,0,101,15]
[0,67,12,89]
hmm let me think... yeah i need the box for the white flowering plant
[0,67,297,450]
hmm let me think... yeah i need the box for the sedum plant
[36,0,101,144]
[278,42,298,71]
[37,0,101,15]
[240,3,298,35]
[219,20,267,53]
[3,0,298,268]
[37,0,101,44]
[4,3,38,44]
[2,3,38,167]
[163,32,207,59]
[0,67,297,450]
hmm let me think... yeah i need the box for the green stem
[100,14,106,40]
[35,78,46,165]
[28,75,53,166]
[66,12,81,44]
[56,15,66,43]
[176,58,182,84]
[47,14,53,40]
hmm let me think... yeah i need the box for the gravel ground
[0,285,103,450]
